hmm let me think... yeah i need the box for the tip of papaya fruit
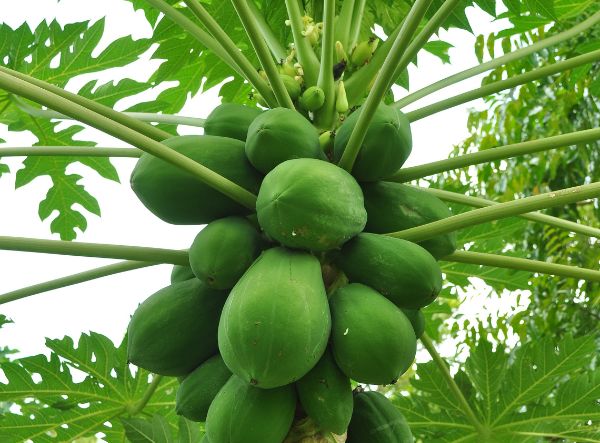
[250,378,258,385]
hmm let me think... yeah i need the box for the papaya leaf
[0,332,177,442]
[122,416,204,443]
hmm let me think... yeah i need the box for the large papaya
[362,181,456,258]
[245,108,324,174]
[127,279,227,376]
[171,265,196,283]
[333,103,412,182]
[205,375,296,443]
[329,284,416,385]
[347,391,413,443]
[176,354,232,422]
[189,217,264,290]
[296,348,353,435]
[130,135,262,224]
[218,247,331,388]
[256,159,367,251]
[203,103,262,141]
[337,233,442,309]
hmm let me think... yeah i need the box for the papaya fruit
[347,391,413,443]
[333,103,412,182]
[218,247,331,388]
[176,354,232,422]
[329,284,416,385]
[256,159,367,251]
[280,74,302,100]
[337,233,442,309]
[203,103,262,141]
[205,375,296,443]
[130,135,262,224]
[362,181,456,258]
[401,309,425,339]
[299,86,325,111]
[127,278,227,376]
[189,217,264,289]
[245,108,324,174]
[171,265,196,283]
[296,348,353,435]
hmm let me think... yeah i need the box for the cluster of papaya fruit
[127,99,455,442]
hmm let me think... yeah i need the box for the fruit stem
[231,0,296,109]
[0,70,258,210]
[0,236,189,265]
[444,251,600,282]
[128,375,163,416]
[347,0,366,51]
[0,146,141,157]
[420,333,487,435]
[387,182,600,241]
[0,260,155,305]
[389,127,600,182]
[145,0,278,108]
[403,49,600,121]
[314,0,337,128]
[421,187,600,239]
[394,10,600,109]
[337,0,433,173]
[335,0,355,50]
[246,0,288,61]
[0,66,170,142]
[285,0,320,87]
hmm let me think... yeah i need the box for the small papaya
[218,247,331,389]
[337,233,442,309]
[401,309,425,339]
[299,86,325,111]
[176,354,232,422]
[130,135,262,225]
[189,217,264,289]
[334,104,412,182]
[347,391,413,443]
[280,74,302,100]
[203,103,263,141]
[256,159,367,251]
[205,375,296,443]
[170,265,196,283]
[362,181,456,259]
[329,284,416,385]
[127,279,227,376]
[296,348,353,435]
[245,108,324,174]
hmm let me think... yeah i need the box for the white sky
[0,1,520,362]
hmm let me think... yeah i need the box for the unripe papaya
[329,284,416,385]
[281,74,302,100]
[256,159,367,251]
[347,391,413,443]
[189,217,263,289]
[176,354,232,422]
[130,135,262,224]
[171,265,196,283]
[300,86,326,111]
[334,104,412,182]
[206,375,296,443]
[362,182,457,258]
[203,103,263,141]
[401,309,425,339]
[218,247,331,388]
[337,233,442,309]
[296,348,353,434]
[245,108,324,174]
[127,279,227,376]
[350,40,372,67]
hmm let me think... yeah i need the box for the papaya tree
[0,0,598,442]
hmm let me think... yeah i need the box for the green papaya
[127,279,227,376]
[280,74,302,100]
[337,233,442,309]
[333,104,412,182]
[296,348,353,435]
[171,265,196,283]
[300,86,325,111]
[329,284,416,385]
[206,375,296,443]
[256,159,367,251]
[203,103,262,141]
[176,354,232,422]
[189,217,264,289]
[401,309,425,339]
[362,182,457,258]
[130,135,262,224]
[218,247,331,388]
[245,108,324,174]
[347,391,413,443]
